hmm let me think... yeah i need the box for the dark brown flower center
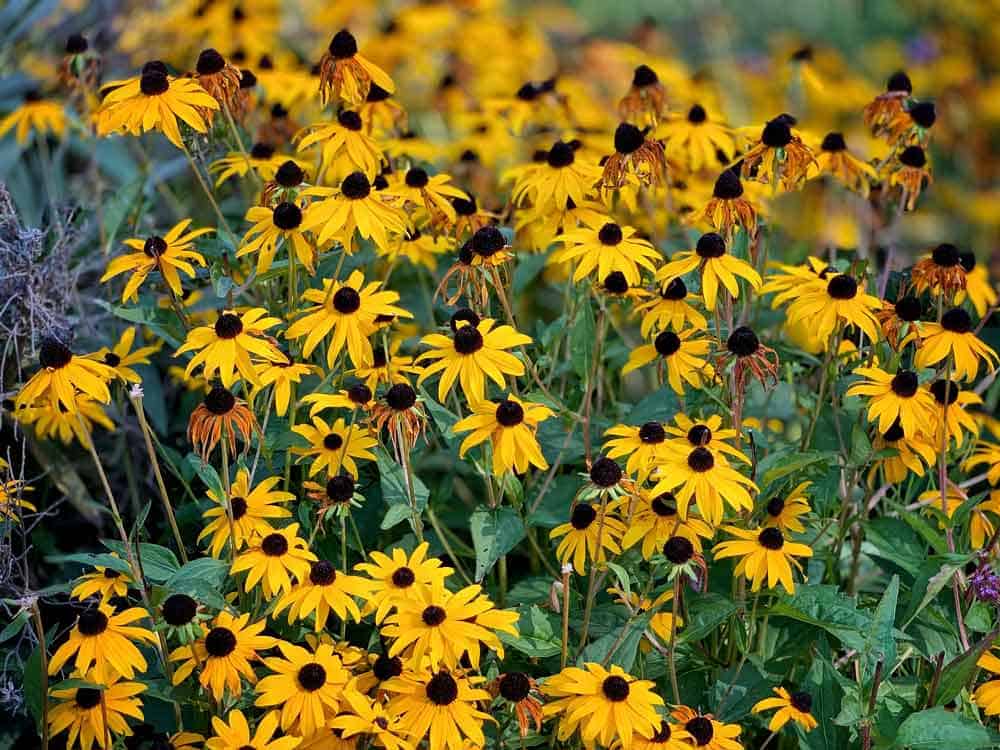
[337,110,362,131]
[654,331,681,357]
[695,232,726,258]
[639,421,666,444]
[632,65,658,87]
[790,691,813,712]
[421,605,447,626]
[275,160,304,187]
[230,496,248,520]
[932,243,960,267]
[686,717,714,745]
[75,688,103,709]
[261,533,288,556]
[941,308,971,333]
[727,326,760,357]
[323,433,343,451]
[651,494,677,517]
[495,400,525,427]
[391,566,416,588]
[890,370,919,397]
[143,236,167,257]
[205,626,238,657]
[499,671,532,702]
[909,101,936,128]
[821,132,846,152]
[883,419,905,442]
[326,475,355,502]
[39,338,73,369]
[827,274,858,300]
[453,326,484,354]
[77,608,109,636]
[651,721,673,742]
[103,352,121,367]
[664,535,694,563]
[373,653,403,681]
[272,202,302,230]
[761,118,793,148]
[298,662,327,691]
[766,497,785,516]
[895,295,921,322]
[590,457,622,487]
[332,286,362,314]
[713,169,744,199]
[688,104,707,123]
[204,386,236,415]
[687,424,712,446]
[687,447,714,472]
[570,503,598,529]
[603,271,629,294]
[328,29,358,59]
[547,141,576,168]
[341,171,371,199]
[140,70,169,96]
[162,593,198,626]
[405,168,429,188]
[661,277,687,300]
[385,383,417,411]
[899,146,926,168]
[598,222,624,245]
[426,672,459,705]
[214,313,243,339]
[614,122,644,154]
[196,48,226,75]
[930,379,960,406]
[471,226,505,256]
[601,675,630,702]
[758,527,785,550]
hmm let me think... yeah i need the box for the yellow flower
[452,395,553,475]
[511,140,602,213]
[551,218,661,286]
[16,393,114,449]
[622,328,714,395]
[273,559,372,631]
[713,525,812,593]
[237,201,315,275]
[70,557,131,604]
[86,327,161,383]
[15,338,115,413]
[384,668,493,750]
[101,220,211,302]
[355,542,454,623]
[318,29,395,106]
[48,670,145,750]
[657,103,735,172]
[671,706,743,750]
[302,173,410,253]
[914,308,998,381]
[753,687,819,732]
[634,277,708,336]
[254,355,318,417]
[616,491,714,559]
[550,502,626,575]
[230,523,317,597]
[655,233,761,311]
[199,467,293,558]
[255,641,350,738]
[292,416,378,478]
[388,167,469,228]
[175,308,284,388]
[0,91,67,145]
[205,709,300,750]
[296,110,385,180]
[648,444,757,527]
[761,481,811,533]
[331,687,414,750]
[811,132,877,195]
[784,273,882,348]
[845,367,936,438]
[48,605,157,681]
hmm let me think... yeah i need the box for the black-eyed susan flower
[618,64,668,127]
[716,325,781,396]
[713,525,812,593]
[741,115,816,190]
[360,81,407,135]
[762,481,811,533]
[657,103,736,173]
[292,416,378,478]
[914,308,998,381]
[622,328,714,394]
[170,611,277,701]
[929,378,982,448]
[176,308,284,387]
[671,706,742,750]
[550,501,626,575]
[86,328,160,384]
[452,395,553,475]
[302,383,374,418]
[468,225,515,269]
[211,142,302,187]
[784,272,882,347]
[887,145,931,211]
[231,523,316,597]
[911,243,968,299]
[48,604,156,681]
[846,367,936,438]
[370,382,429,453]
[602,122,667,188]
[965,439,1000,487]
[70,558,131,604]
[205,709,299,750]
[187,385,258,460]
[355,542,454,623]
[297,110,384,180]
[97,61,219,148]
[255,641,350,738]
[542,663,664,749]
[49,670,146,750]
[613,720,695,750]
[868,418,935,485]
[649,443,757,526]
[382,582,519,669]
[331,688,413,750]
[511,140,602,212]
[491,672,544,738]
[603,421,673,482]
[888,99,936,147]
[863,70,913,134]
[384,668,492,750]
[160,593,208,644]
[656,233,761,311]
[617,491,714,559]
[199,468,293,558]
[417,318,531,404]
[876,293,923,350]
[635,277,708,336]
[702,169,758,237]
[254,354,318,417]
[236,200,315,275]
[318,29,395,107]
[193,48,242,114]
[551,219,661,286]
[262,158,309,206]
[303,172,410,253]
[286,269,412,369]
[16,394,115,449]
[958,253,998,317]
[273,559,371,632]
[101,220,211,302]
[0,90,67,145]
[752,687,818,732]
[812,132,877,195]
[15,337,115,414]
[388,167,468,230]
[664,414,748,462]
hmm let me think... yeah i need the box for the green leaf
[605,562,632,600]
[801,647,848,750]
[166,557,230,610]
[759,450,833,489]
[766,585,872,651]
[102,541,180,582]
[185,453,225,497]
[580,612,652,672]
[420,388,459,446]
[101,176,144,252]
[862,575,899,682]
[892,707,1000,748]
[47,552,132,576]
[500,605,562,658]
[935,630,998,706]
[23,644,42,731]
[849,423,873,466]
[0,609,29,644]
[711,661,773,724]
[513,251,549,295]
[903,555,974,628]
[570,297,596,380]
[470,506,525,581]
[679,593,737,644]
[377,447,428,532]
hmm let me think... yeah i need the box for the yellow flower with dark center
[657,103,735,172]
[759,256,831,307]
[869,419,936,484]
[70,558,131,604]
[914,307,998,381]
[230,523,317,596]
[254,355,318,417]
[355,542,454,623]
[911,243,967,298]
[671,706,742,750]
[205,708,300,750]
[713,525,812,593]
[612,720,695,750]
[331,687,414,750]
[452,395,553,475]
[655,233,761,311]
[273,559,372,631]
[292,416,378,478]
[0,90,67,145]
[929,378,982,448]
[663,414,749,465]
[286,269,412,368]
[615,490,714,559]
[542,663,664,749]
[741,116,816,190]
[48,604,156,681]
[887,145,932,212]
[15,337,115,413]
[511,140,602,213]
[199,467,293,558]
[297,109,385,180]
[602,122,667,188]
[351,339,423,391]
[237,200,315,274]
[965,439,1000,486]
[957,254,998,317]
[551,218,661,286]
[752,687,818,732]
[170,611,277,701]
[209,142,307,187]
[97,61,219,148]
[302,383,375,418]
[417,317,531,404]
[193,47,242,114]
[187,385,258,460]
[16,394,114,449]
[384,668,493,750]
[845,367,936,438]
[388,167,468,228]
[175,308,284,387]
[255,641,350,738]
[702,169,758,237]
[86,327,161,383]
[635,277,708,336]
[812,131,877,195]
[550,501,626,575]
[603,421,673,482]
[318,29,395,106]
[648,444,756,526]
[621,328,714,394]
[761,481,811,533]
[784,273,882,347]
[302,172,411,252]
[101,220,211,302]
[48,670,146,750]
[381,582,519,669]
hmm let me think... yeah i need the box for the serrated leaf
[679,593,736,644]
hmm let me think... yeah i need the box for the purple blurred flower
[970,565,1000,604]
